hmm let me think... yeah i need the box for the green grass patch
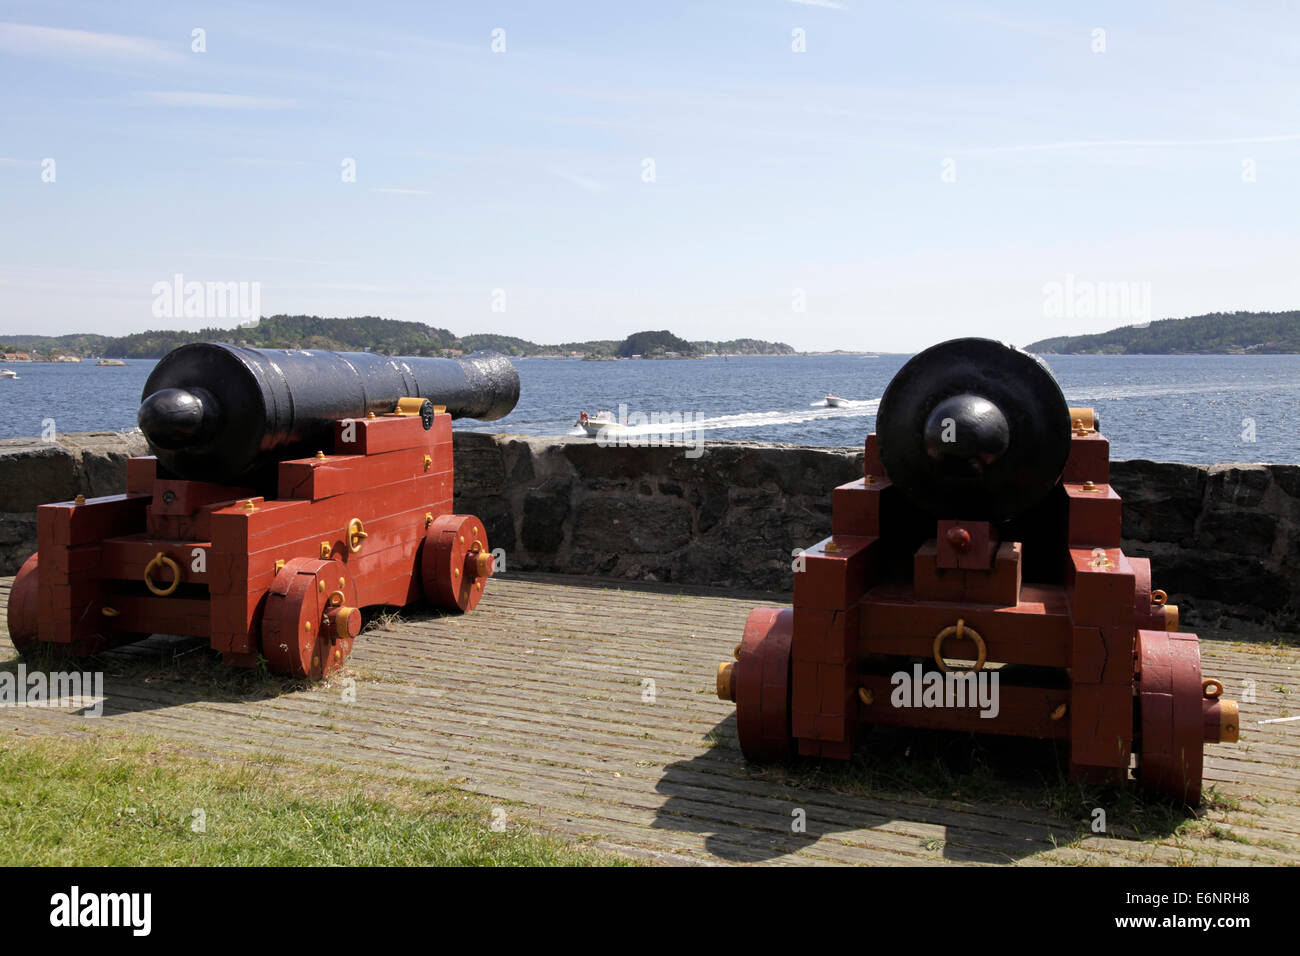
[0,733,630,866]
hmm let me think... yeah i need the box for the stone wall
[0,432,149,574]
[2,431,1297,632]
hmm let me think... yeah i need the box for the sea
[1,353,1297,465]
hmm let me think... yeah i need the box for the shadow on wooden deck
[1,572,1297,866]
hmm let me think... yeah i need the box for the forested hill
[0,316,794,359]
[1023,311,1300,354]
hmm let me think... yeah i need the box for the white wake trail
[606,399,880,436]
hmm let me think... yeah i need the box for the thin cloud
[785,0,846,9]
[547,167,607,194]
[0,21,183,63]
[949,12,1064,40]
[135,91,300,110]
[955,134,1300,154]
[0,157,39,167]
[224,157,315,168]
[371,187,433,196]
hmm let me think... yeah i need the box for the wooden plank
[1,571,1297,866]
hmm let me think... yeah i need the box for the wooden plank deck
[2,572,1297,866]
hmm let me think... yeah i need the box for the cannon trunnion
[6,346,519,679]
[716,337,1238,804]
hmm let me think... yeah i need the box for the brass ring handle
[1150,589,1167,606]
[324,589,346,608]
[1202,678,1224,699]
[143,552,182,597]
[346,518,368,554]
[932,618,986,673]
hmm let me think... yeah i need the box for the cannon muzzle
[139,344,520,483]
[876,337,1072,521]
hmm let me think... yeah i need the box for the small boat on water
[824,393,845,408]
[0,368,17,380]
[575,409,625,437]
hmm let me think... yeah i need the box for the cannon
[715,338,1239,804]
[6,344,520,679]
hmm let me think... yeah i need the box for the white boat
[0,369,17,380]
[575,409,625,437]
[825,393,845,408]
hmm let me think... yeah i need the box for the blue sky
[2,0,1298,351]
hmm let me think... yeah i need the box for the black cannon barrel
[138,344,520,484]
[875,337,1071,521]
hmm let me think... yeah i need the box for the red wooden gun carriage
[716,338,1238,803]
[7,344,519,679]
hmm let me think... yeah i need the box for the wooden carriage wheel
[731,607,795,762]
[421,514,493,612]
[1135,628,1205,804]
[262,557,361,679]
[5,553,40,656]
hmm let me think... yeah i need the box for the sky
[2,0,1298,352]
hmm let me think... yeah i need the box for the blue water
[1,354,1297,464]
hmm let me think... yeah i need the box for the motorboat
[824,393,845,408]
[575,409,625,437]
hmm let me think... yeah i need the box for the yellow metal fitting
[932,618,986,673]
[858,687,873,706]
[320,541,332,559]
[101,607,119,618]
[1069,407,1097,433]
[1163,604,1180,631]
[346,518,368,553]
[143,552,182,597]
[275,559,285,574]
[73,494,86,506]
[716,661,736,701]
[316,451,325,459]
[1051,703,1067,721]
[1218,699,1240,743]
[396,397,426,416]
[425,512,434,528]
[423,454,432,471]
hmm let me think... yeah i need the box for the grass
[0,732,631,866]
